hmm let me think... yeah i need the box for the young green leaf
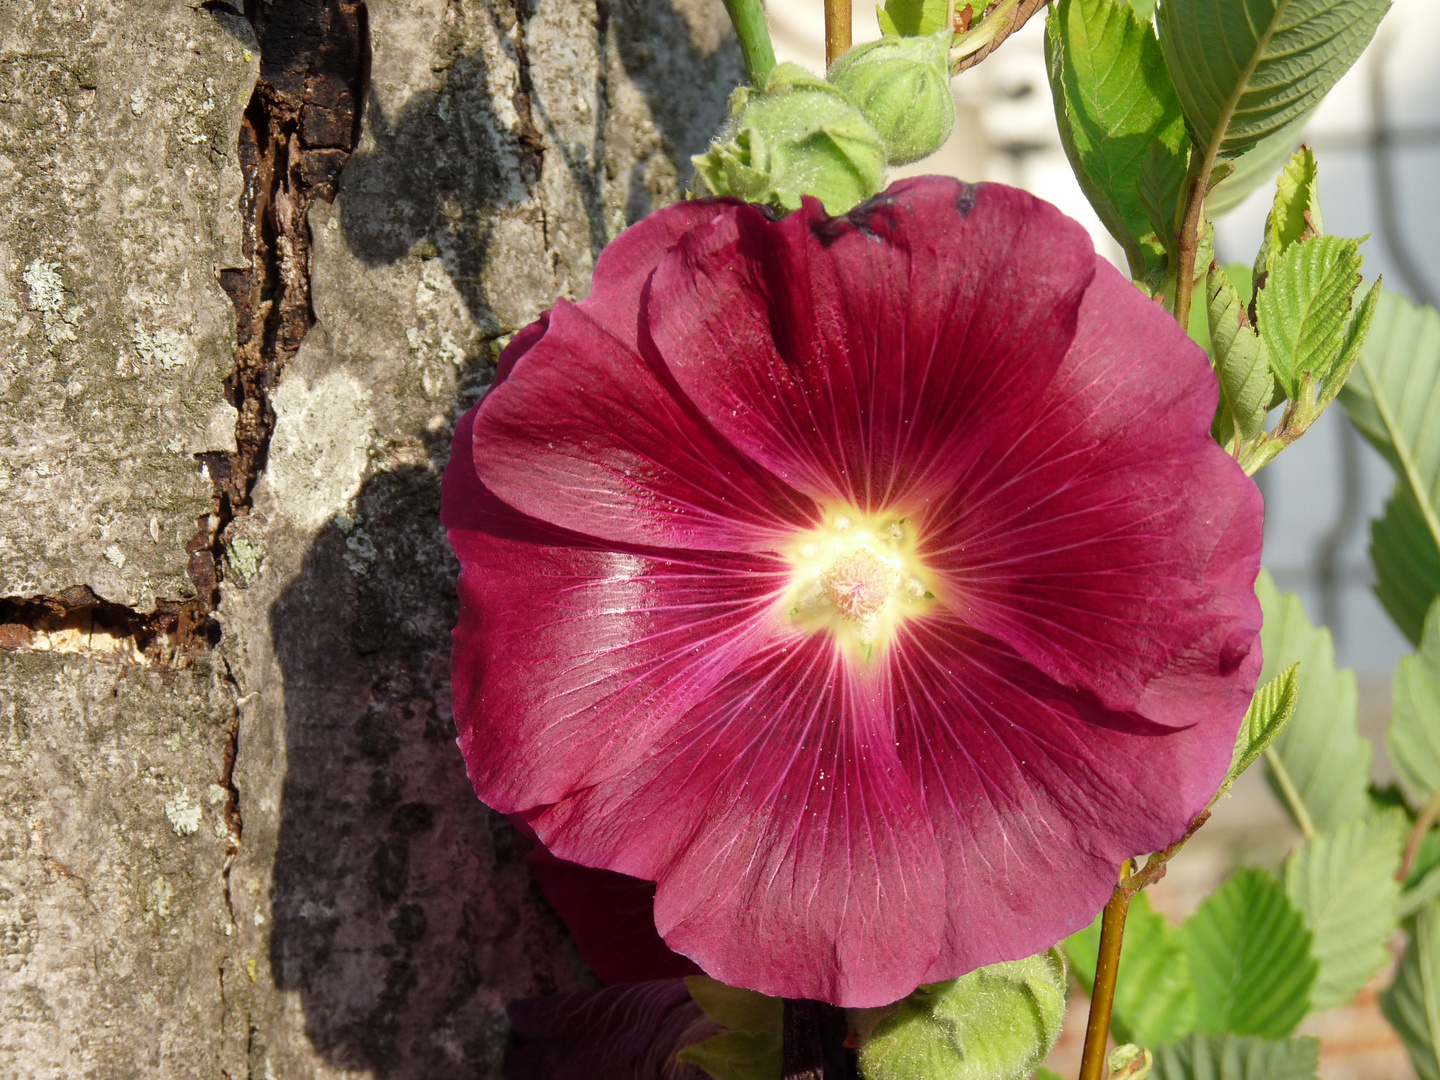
[1215,664,1299,803]
[1372,490,1440,646]
[1254,147,1324,284]
[1066,890,1197,1047]
[1157,0,1387,163]
[1208,262,1275,449]
[1139,139,1189,260]
[1256,570,1372,834]
[1284,811,1406,1010]
[1207,112,1311,219]
[1341,290,1440,639]
[1381,901,1440,1080]
[879,0,951,36]
[1044,0,1188,278]
[1256,236,1364,400]
[677,976,783,1080]
[1149,1034,1320,1080]
[1389,600,1440,810]
[1180,868,1317,1038]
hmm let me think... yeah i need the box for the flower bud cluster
[692,30,957,215]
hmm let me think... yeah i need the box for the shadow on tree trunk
[261,0,740,1075]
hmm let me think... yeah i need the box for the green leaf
[677,976,783,1080]
[1045,0,1189,278]
[1341,290,1440,638]
[1207,112,1312,218]
[1382,902,1440,1080]
[1149,1034,1320,1080]
[1389,599,1440,809]
[858,951,1067,1080]
[1256,236,1364,400]
[1208,262,1275,447]
[1256,569,1372,833]
[1180,868,1317,1037]
[1284,811,1406,1010]
[1216,664,1299,802]
[1139,139,1190,261]
[1372,489,1440,646]
[880,0,951,36]
[1066,890,1197,1046]
[1157,0,1387,163]
[1255,147,1324,283]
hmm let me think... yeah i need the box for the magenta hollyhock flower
[442,176,1262,1007]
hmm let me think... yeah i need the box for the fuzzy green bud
[692,62,887,216]
[1109,1044,1153,1080]
[857,950,1067,1080]
[827,30,954,166]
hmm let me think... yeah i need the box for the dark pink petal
[512,815,699,984]
[528,633,946,1008]
[507,980,716,1080]
[446,407,793,810]
[494,310,549,384]
[580,199,739,345]
[918,259,1263,730]
[644,179,1097,511]
[473,295,820,551]
[887,613,1258,981]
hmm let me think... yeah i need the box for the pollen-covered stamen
[784,509,932,657]
[822,550,896,621]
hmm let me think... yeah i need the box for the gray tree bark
[0,1,739,1076]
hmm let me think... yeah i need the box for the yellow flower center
[783,509,933,661]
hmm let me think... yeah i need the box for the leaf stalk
[1400,788,1440,884]
[1266,746,1317,841]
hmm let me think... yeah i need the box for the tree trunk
[0,1,739,1076]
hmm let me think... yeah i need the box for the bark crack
[0,1,370,671]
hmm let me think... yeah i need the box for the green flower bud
[828,30,955,166]
[1109,1044,1153,1080]
[692,62,887,216]
[857,950,1067,1080]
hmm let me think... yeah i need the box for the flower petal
[512,815,700,983]
[474,295,820,551]
[529,633,947,1008]
[886,613,1258,982]
[507,980,716,1080]
[644,178,1097,511]
[446,407,793,810]
[919,258,1263,729]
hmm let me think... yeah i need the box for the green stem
[1078,874,1132,1080]
[824,0,852,67]
[1357,350,1440,560]
[1172,151,1212,331]
[1400,789,1440,883]
[1265,746,1317,841]
[722,0,777,85]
